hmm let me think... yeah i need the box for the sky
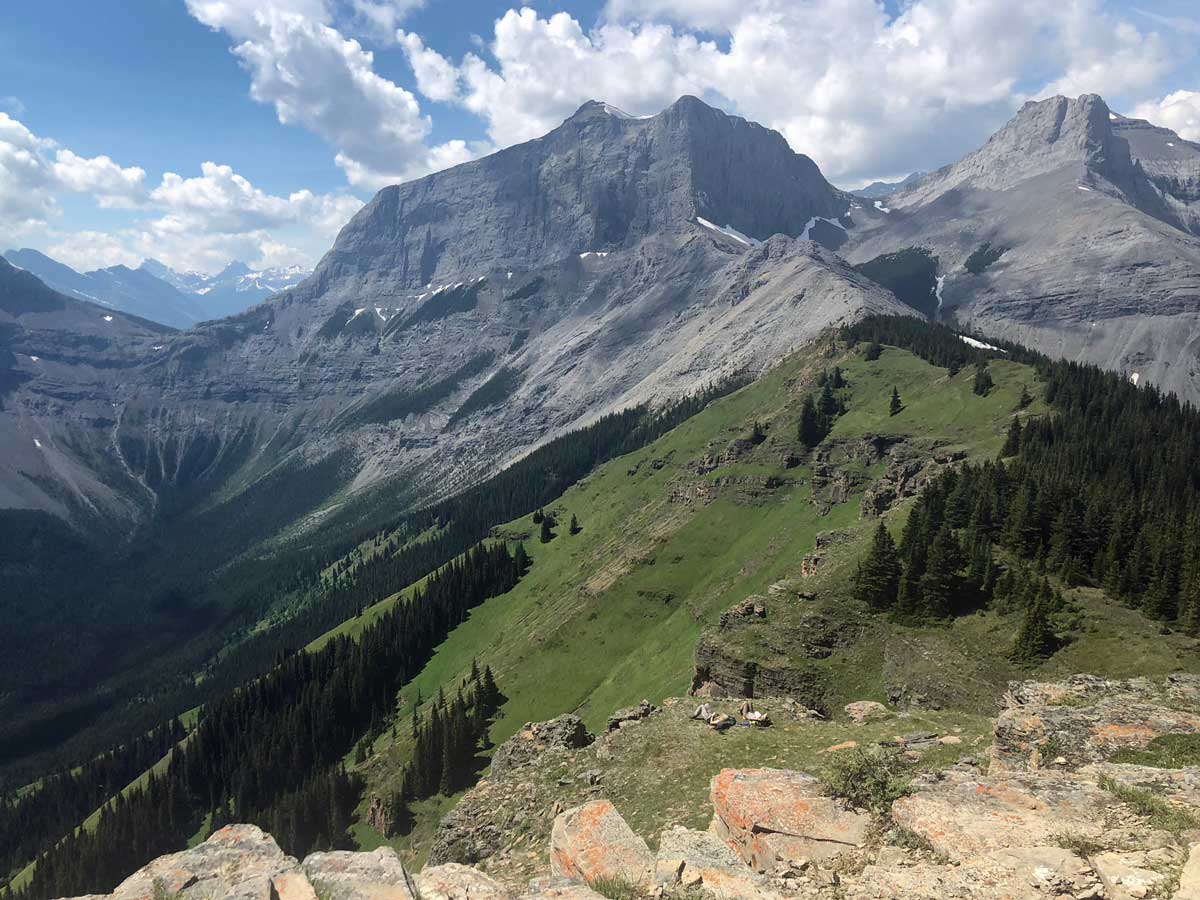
[1,0,1198,275]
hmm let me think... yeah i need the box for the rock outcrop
[549,800,653,886]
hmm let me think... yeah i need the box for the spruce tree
[865,341,882,361]
[798,395,824,448]
[919,525,966,618]
[853,521,901,609]
[889,387,902,416]
[1000,417,1022,457]
[569,514,581,535]
[539,517,554,544]
[973,364,994,396]
[1011,597,1056,662]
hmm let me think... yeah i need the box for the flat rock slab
[847,846,1099,900]
[107,824,297,900]
[416,863,509,900]
[1081,761,1200,809]
[891,770,1114,862]
[654,826,779,900]
[549,800,653,886]
[709,768,870,873]
[520,876,609,900]
[303,847,418,900]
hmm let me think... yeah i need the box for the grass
[1111,734,1200,769]
[822,745,912,814]
[1099,776,1200,834]
[588,875,643,900]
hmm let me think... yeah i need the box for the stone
[606,700,658,733]
[1176,842,1200,900]
[1091,851,1167,900]
[890,770,1114,862]
[107,824,297,900]
[844,701,888,724]
[417,863,509,900]
[820,741,858,754]
[303,847,419,900]
[490,716,595,779]
[521,876,609,900]
[938,735,962,745]
[271,871,320,900]
[708,768,870,873]
[654,826,779,900]
[549,800,653,887]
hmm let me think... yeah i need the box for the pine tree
[889,386,902,416]
[798,395,824,448]
[532,508,544,524]
[1018,384,1033,409]
[853,521,901,609]
[818,381,839,419]
[750,420,766,444]
[514,542,530,573]
[1000,417,1022,457]
[539,517,553,544]
[919,525,966,618]
[569,514,581,535]
[864,341,883,361]
[973,364,994,396]
[1010,597,1056,663]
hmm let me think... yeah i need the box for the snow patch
[602,103,633,119]
[935,275,946,312]
[1130,371,1140,386]
[102,314,114,322]
[1077,185,1093,192]
[506,271,513,280]
[579,251,610,259]
[152,345,163,351]
[374,306,386,320]
[1109,112,1118,120]
[696,217,761,247]
[1167,141,1176,147]
[799,216,847,241]
[350,307,367,320]
[34,438,42,449]
[874,200,891,214]
[28,355,39,362]
[959,335,1006,353]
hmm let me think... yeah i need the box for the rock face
[842,93,1200,405]
[490,716,596,779]
[708,768,871,871]
[655,826,778,900]
[549,800,653,886]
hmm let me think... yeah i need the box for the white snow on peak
[102,314,114,322]
[1109,112,1118,120]
[506,272,513,280]
[1130,371,1140,386]
[29,355,39,362]
[579,251,610,259]
[350,307,367,320]
[152,345,163,351]
[799,216,847,241]
[696,217,761,247]
[874,200,891,214]
[34,438,42,449]
[1167,141,1176,147]
[1077,185,1093,192]
[602,103,633,119]
[959,334,1006,353]
[374,306,386,320]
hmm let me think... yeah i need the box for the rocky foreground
[63,675,1200,900]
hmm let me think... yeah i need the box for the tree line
[12,542,527,899]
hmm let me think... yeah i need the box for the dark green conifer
[889,386,902,416]
[853,521,901,609]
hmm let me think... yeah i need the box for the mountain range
[1,248,310,328]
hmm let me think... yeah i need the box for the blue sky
[1,0,1197,274]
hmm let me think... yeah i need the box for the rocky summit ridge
[67,674,1200,900]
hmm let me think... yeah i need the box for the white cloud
[432,0,1187,184]
[398,30,460,102]
[0,113,59,233]
[52,150,146,209]
[45,230,143,272]
[186,0,472,189]
[1134,90,1200,141]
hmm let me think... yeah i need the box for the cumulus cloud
[0,110,362,274]
[1134,90,1200,141]
[186,0,472,189]
[426,0,1188,184]
[398,31,460,102]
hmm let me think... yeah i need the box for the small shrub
[823,745,912,814]
[1111,734,1200,769]
[1052,831,1105,856]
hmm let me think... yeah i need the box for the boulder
[491,716,595,779]
[890,770,1114,862]
[1176,842,1200,900]
[271,870,320,900]
[605,700,659,733]
[106,824,298,900]
[844,701,888,724]
[549,800,653,887]
[417,863,509,900]
[1091,850,1169,899]
[521,876,609,900]
[303,847,418,900]
[654,826,778,900]
[708,768,870,873]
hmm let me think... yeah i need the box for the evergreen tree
[532,508,544,524]
[919,525,966,618]
[1000,417,1022,457]
[973,364,994,396]
[1011,597,1056,662]
[1018,384,1033,409]
[853,521,901,609]
[798,395,824,448]
[889,387,902,416]
[539,517,554,544]
[864,341,883,361]
[569,514,581,535]
[750,420,766,444]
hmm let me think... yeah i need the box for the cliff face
[843,94,1200,405]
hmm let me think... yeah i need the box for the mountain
[2,249,207,329]
[852,171,924,199]
[141,258,312,318]
[841,94,1200,402]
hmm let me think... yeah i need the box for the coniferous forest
[845,316,1200,656]
[12,543,524,899]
